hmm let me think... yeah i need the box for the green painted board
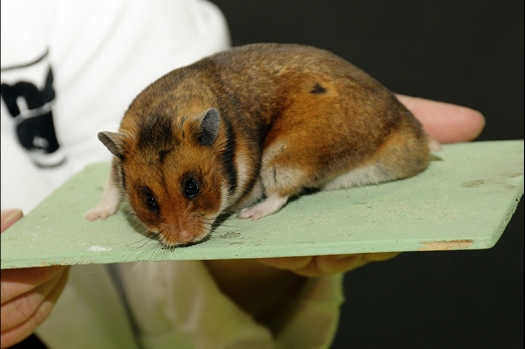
[1,140,523,269]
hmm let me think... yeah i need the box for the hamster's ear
[98,131,125,159]
[197,108,220,146]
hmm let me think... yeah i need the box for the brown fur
[88,43,435,246]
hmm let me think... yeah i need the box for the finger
[293,255,369,277]
[257,256,313,270]
[1,268,68,332]
[258,253,397,277]
[362,252,401,262]
[396,94,486,143]
[1,209,23,233]
[1,266,66,304]
[0,269,68,349]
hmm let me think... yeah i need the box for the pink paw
[85,206,117,221]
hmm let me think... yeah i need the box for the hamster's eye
[145,194,159,211]
[184,178,199,199]
[140,186,159,212]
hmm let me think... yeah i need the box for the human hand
[257,95,486,277]
[1,209,70,349]
[396,94,485,143]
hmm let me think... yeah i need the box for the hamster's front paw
[85,206,118,221]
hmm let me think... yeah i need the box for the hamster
[85,43,440,247]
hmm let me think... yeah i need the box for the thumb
[1,209,23,233]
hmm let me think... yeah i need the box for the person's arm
[205,95,486,322]
[1,209,70,349]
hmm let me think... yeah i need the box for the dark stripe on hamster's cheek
[221,116,237,195]
[120,164,126,190]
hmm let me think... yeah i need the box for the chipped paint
[418,239,474,251]
[86,246,112,252]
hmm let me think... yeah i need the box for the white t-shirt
[1,1,344,348]
[1,0,231,212]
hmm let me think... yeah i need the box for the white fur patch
[322,163,396,191]
[219,181,230,213]
[232,152,251,202]
[85,171,121,220]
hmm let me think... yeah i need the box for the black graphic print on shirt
[1,51,65,168]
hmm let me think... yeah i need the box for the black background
[211,1,523,348]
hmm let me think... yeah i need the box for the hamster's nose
[177,229,194,243]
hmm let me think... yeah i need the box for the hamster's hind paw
[429,139,442,152]
[85,206,118,221]
[237,194,288,221]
